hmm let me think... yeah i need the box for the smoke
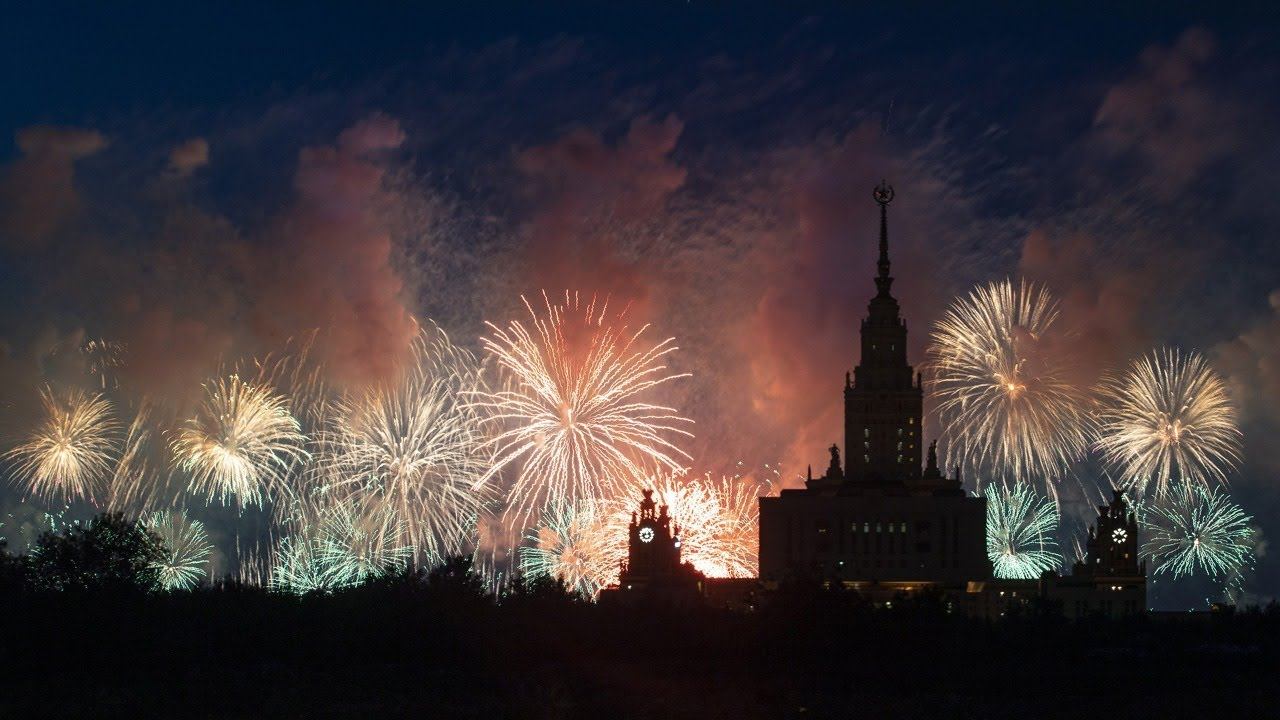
[249,113,418,386]
[0,126,107,248]
[514,114,686,308]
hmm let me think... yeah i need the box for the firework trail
[519,501,622,598]
[315,495,413,587]
[323,325,492,565]
[476,291,693,524]
[985,482,1062,579]
[172,374,308,509]
[145,509,213,590]
[4,386,120,503]
[1141,484,1254,582]
[1095,348,1241,500]
[927,279,1089,495]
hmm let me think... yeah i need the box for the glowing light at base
[1141,485,1254,583]
[476,291,693,523]
[927,279,1089,495]
[1095,348,1241,500]
[172,374,308,508]
[145,509,213,591]
[985,482,1062,580]
[5,386,119,503]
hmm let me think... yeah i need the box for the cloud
[1216,290,1280,468]
[166,138,209,177]
[1091,27,1232,199]
[0,125,108,248]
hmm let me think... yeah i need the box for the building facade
[758,183,991,594]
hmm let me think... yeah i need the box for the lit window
[864,442,870,450]
[897,442,902,450]
[908,418,914,425]
[864,428,870,438]
[864,454,869,463]
[897,428,903,437]
[900,522,907,532]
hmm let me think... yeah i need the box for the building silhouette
[1041,489,1147,618]
[758,182,991,597]
[599,489,705,606]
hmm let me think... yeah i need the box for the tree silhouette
[26,512,164,592]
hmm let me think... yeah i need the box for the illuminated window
[908,418,914,425]
[897,442,902,450]
[897,428,903,437]
[864,428,870,438]
[864,442,870,450]
[863,454,869,463]
[900,522,907,533]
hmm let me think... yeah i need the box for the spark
[4,386,119,502]
[172,374,308,508]
[324,325,492,564]
[1095,348,1241,500]
[927,279,1089,494]
[1141,484,1254,582]
[985,482,1062,579]
[82,339,126,390]
[476,291,693,523]
[145,509,213,590]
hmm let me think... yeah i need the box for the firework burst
[984,482,1062,579]
[315,496,413,587]
[476,291,693,523]
[145,509,213,590]
[928,279,1089,493]
[5,386,120,502]
[172,374,308,508]
[1095,348,1241,499]
[1141,485,1254,582]
[519,502,621,598]
[269,534,329,594]
[324,325,492,564]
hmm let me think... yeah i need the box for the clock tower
[1076,489,1142,577]
[603,489,706,605]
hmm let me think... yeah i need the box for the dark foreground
[1,570,1275,719]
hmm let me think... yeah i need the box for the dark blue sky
[2,3,1279,607]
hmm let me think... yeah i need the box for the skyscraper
[758,182,991,591]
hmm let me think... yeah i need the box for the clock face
[1112,527,1128,543]
[638,526,655,543]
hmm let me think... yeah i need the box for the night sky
[2,3,1279,607]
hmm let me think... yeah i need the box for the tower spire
[873,180,895,297]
